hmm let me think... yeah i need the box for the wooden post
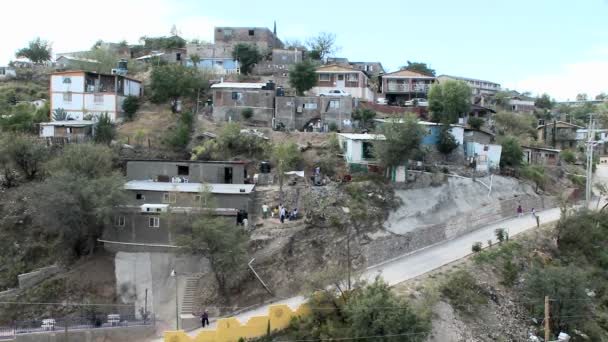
[545,296,550,342]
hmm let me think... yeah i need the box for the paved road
[174,207,561,340]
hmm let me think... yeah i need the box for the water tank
[265,80,275,91]
[260,162,271,174]
[276,87,285,97]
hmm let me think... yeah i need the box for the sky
[2,0,607,101]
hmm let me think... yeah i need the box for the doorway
[224,167,233,184]
[336,74,345,88]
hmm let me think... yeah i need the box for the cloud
[504,59,608,101]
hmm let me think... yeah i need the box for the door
[336,74,345,88]
[224,167,233,184]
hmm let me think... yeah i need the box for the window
[319,74,330,82]
[149,217,160,228]
[248,29,255,36]
[163,193,176,203]
[194,195,202,202]
[177,165,189,176]
[483,145,489,151]
[362,142,374,159]
[63,92,72,102]
[136,193,144,200]
[337,74,345,81]
[176,53,181,61]
[231,92,242,100]
[303,103,317,109]
[66,127,72,134]
[224,29,232,37]
[94,94,103,104]
[62,77,72,84]
[347,74,358,82]
[329,100,340,109]
[114,216,125,227]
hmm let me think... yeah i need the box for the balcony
[386,83,430,93]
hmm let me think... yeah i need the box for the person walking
[280,206,286,224]
[262,203,269,219]
[517,204,523,217]
[201,310,209,328]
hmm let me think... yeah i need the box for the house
[253,49,305,78]
[463,128,501,172]
[55,55,100,70]
[39,120,94,141]
[211,82,275,124]
[0,66,16,80]
[214,26,284,51]
[459,104,496,126]
[464,127,495,145]
[522,146,560,166]
[508,94,535,114]
[537,120,583,149]
[125,159,248,184]
[49,71,143,122]
[436,75,500,107]
[313,65,374,101]
[576,128,608,156]
[186,43,240,75]
[275,96,353,131]
[378,70,435,106]
[134,48,186,64]
[338,133,385,172]
[349,62,385,77]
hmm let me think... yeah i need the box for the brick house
[378,70,435,106]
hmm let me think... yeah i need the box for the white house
[313,65,374,101]
[49,71,143,122]
[338,133,385,165]
[0,66,16,80]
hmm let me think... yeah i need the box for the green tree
[535,93,553,109]
[141,35,186,50]
[189,54,201,66]
[436,126,459,157]
[288,60,317,96]
[241,107,254,120]
[49,143,114,179]
[15,37,51,64]
[493,111,537,139]
[467,117,484,130]
[499,136,523,167]
[0,133,50,180]
[272,142,301,199]
[576,93,588,101]
[163,112,193,151]
[428,80,472,124]
[94,113,115,145]
[0,103,37,132]
[232,44,261,75]
[373,115,424,170]
[352,108,376,131]
[52,108,69,121]
[150,64,206,113]
[306,32,339,60]
[522,164,546,193]
[560,149,576,164]
[122,95,140,121]
[493,90,512,111]
[400,61,435,76]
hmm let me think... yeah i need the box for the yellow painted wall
[164,304,310,342]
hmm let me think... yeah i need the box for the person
[290,208,298,221]
[262,203,269,219]
[531,208,540,228]
[280,206,286,224]
[272,206,279,218]
[531,208,536,217]
[201,310,209,328]
[243,217,249,231]
[517,205,523,217]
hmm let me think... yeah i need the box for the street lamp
[171,269,179,330]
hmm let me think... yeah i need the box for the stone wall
[17,265,62,291]
[14,325,156,342]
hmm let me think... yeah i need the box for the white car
[376,98,388,105]
[319,89,351,97]
[404,98,429,107]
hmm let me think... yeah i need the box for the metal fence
[0,314,154,340]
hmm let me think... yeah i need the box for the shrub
[328,122,338,132]
[241,107,254,120]
[471,241,482,253]
[494,228,506,243]
[468,117,484,130]
[560,149,576,164]
[440,270,487,314]
[501,259,518,286]
[122,95,139,121]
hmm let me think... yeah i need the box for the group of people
[517,204,540,227]
[262,203,298,223]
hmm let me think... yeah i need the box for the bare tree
[306,32,340,60]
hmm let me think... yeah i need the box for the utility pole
[544,296,551,342]
[586,113,595,207]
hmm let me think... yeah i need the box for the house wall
[421,126,464,146]
[464,142,502,172]
[522,148,559,166]
[463,130,492,145]
[124,189,252,211]
[275,96,353,131]
[312,86,374,102]
[212,88,275,124]
[214,27,284,51]
[126,161,246,184]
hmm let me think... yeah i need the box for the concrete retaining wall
[15,325,155,342]
[17,265,62,291]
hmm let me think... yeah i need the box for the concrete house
[338,133,385,172]
[211,82,275,125]
[312,65,374,101]
[537,120,583,149]
[522,146,560,166]
[134,48,186,64]
[102,160,253,250]
[0,66,16,80]
[349,62,385,77]
[378,70,435,106]
[463,128,501,172]
[49,71,143,122]
[214,26,284,51]
[275,96,353,131]
[39,120,94,141]
[185,43,240,75]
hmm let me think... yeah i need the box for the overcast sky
[2,0,608,100]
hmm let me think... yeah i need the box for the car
[404,98,429,107]
[376,98,388,105]
[319,89,351,97]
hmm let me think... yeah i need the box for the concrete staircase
[181,275,201,315]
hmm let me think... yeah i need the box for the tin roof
[124,181,255,194]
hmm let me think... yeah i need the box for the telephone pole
[585,113,595,207]
[544,296,551,342]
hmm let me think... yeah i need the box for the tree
[535,93,553,109]
[522,164,546,193]
[399,61,435,76]
[436,126,459,157]
[0,103,38,132]
[163,112,194,151]
[352,108,376,131]
[232,44,261,75]
[288,60,317,96]
[575,93,588,102]
[150,64,207,113]
[595,92,607,101]
[373,115,425,170]
[0,133,50,180]
[493,111,537,139]
[15,37,51,64]
[94,113,115,145]
[306,32,339,60]
[49,144,114,179]
[283,39,306,50]
[560,149,576,164]
[499,136,523,167]
[241,107,253,120]
[189,54,201,66]
[122,95,139,121]
[493,90,512,111]
[428,80,472,124]
[272,142,301,199]
[52,108,69,121]
[467,117,484,130]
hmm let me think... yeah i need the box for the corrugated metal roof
[383,70,435,78]
[40,120,94,127]
[210,82,266,89]
[124,181,255,194]
[338,133,386,140]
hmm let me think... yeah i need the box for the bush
[328,122,338,132]
[468,117,484,130]
[499,136,523,167]
[440,270,487,314]
[560,149,576,164]
[94,113,115,145]
[471,241,482,253]
[241,107,254,120]
[163,112,194,151]
[122,95,139,121]
[494,228,506,243]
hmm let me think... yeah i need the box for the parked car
[404,98,428,107]
[319,89,351,97]
[376,98,388,105]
